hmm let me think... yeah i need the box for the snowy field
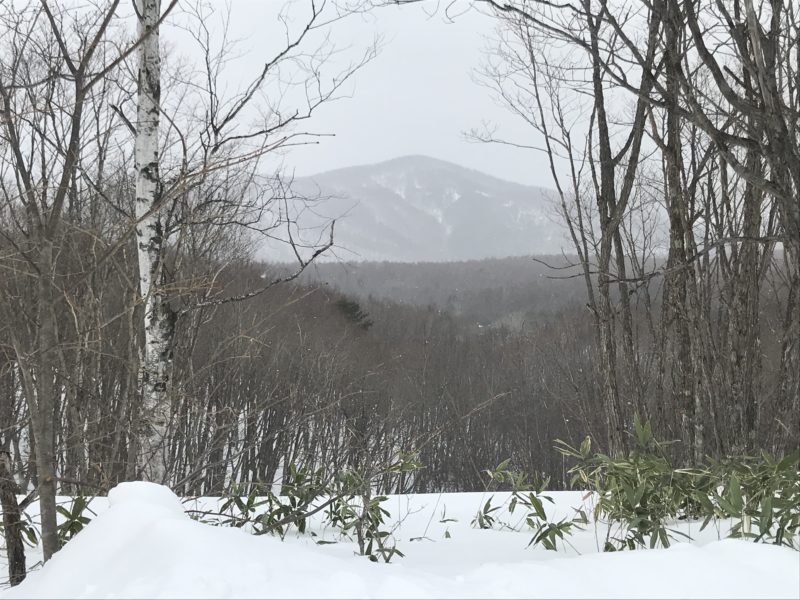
[2,482,798,599]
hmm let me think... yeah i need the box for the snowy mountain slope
[259,156,564,263]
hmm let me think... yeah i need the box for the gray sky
[217,1,550,187]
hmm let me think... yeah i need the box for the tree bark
[34,240,60,561]
[134,0,171,482]
[0,451,26,586]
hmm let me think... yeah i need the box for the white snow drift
[4,482,799,599]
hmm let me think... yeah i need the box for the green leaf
[658,527,670,548]
[529,495,547,521]
[580,436,592,457]
[700,514,714,531]
[24,527,38,545]
[716,494,738,517]
[622,481,636,508]
[695,492,715,515]
[728,475,744,514]
[776,452,799,472]
[759,494,773,534]
[74,496,87,513]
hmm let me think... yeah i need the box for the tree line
[467,0,799,460]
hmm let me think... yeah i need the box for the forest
[0,0,798,588]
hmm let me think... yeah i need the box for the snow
[444,188,461,202]
[371,173,407,200]
[3,483,799,599]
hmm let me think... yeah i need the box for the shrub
[56,496,94,545]
[556,417,800,551]
[472,459,587,551]
[203,451,423,562]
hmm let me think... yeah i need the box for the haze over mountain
[259,155,564,263]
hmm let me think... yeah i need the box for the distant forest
[2,255,599,496]
[300,256,588,327]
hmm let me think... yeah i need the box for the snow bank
[4,483,799,599]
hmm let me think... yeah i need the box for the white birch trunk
[134,0,169,481]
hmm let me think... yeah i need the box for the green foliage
[261,464,333,538]
[6,498,91,551]
[215,465,335,539]
[328,482,403,563]
[327,454,421,562]
[556,417,800,551]
[208,451,422,563]
[707,451,800,547]
[472,496,502,530]
[471,459,585,551]
[56,496,94,544]
[19,511,39,548]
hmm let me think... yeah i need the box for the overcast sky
[213,1,550,187]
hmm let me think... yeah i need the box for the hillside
[299,256,587,328]
[259,155,564,262]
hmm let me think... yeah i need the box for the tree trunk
[0,451,25,586]
[34,240,60,561]
[134,0,170,482]
[661,0,699,462]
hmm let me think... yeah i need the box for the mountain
[258,155,565,263]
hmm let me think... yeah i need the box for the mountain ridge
[297,154,546,191]
[260,155,565,263]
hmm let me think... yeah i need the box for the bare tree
[467,0,798,458]
[0,0,134,560]
[473,0,661,453]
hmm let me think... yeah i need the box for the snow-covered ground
[2,482,798,599]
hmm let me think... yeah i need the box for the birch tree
[128,0,377,481]
[133,0,171,481]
